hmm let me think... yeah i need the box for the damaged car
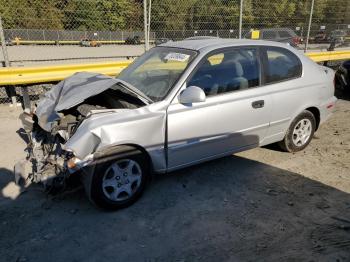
[15,39,337,210]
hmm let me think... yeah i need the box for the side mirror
[179,86,206,104]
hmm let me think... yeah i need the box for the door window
[264,47,302,84]
[187,48,260,96]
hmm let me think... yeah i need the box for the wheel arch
[278,106,319,152]
[305,106,320,130]
[92,143,154,172]
[85,143,153,210]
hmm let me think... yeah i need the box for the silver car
[16,39,337,209]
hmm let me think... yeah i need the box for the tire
[88,151,150,210]
[278,110,316,153]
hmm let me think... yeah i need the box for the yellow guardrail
[0,61,133,85]
[306,50,350,62]
[0,50,349,86]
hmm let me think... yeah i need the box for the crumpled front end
[14,72,148,191]
[15,109,79,191]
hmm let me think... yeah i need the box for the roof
[161,38,291,52]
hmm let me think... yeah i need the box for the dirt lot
[0,95,349,261]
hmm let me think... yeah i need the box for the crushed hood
[35,72,150,132]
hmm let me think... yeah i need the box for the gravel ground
[0,94,349,262]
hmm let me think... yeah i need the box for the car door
[166,47,273,170]
[259,46,304,145]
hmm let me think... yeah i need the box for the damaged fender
[64,107,167,172]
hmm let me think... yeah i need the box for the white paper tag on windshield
[164,53,190,62]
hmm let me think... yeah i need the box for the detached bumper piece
[14,159,32,187]
[14,157,69,193]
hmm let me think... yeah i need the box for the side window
[187,48,260,96]
[265,47,302,84]
[262,31,276,39]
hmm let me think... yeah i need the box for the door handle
[252,100,264,109]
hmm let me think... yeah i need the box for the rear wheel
[88,152,149,210]
[278,110,316,152]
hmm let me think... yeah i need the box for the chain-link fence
[4,29,147,42]
[0,84,54,104]
[0,0,145,104]
[150,0,350,49]
[0,0,146,68]
[1,0,349,67]
[0,0,350,104]
[151,0,242,40]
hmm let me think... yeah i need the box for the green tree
[192,0,240,30]
[0,0,349,33]
[63,0,103,30]
[0,0,63,29]
[151,0,196,31]
[63,0,142,31]
[323,0,349,24]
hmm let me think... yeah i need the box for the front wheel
[87,152,149,210]
[278,110,316,152]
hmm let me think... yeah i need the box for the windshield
[118,47,197,102]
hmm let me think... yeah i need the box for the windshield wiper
[115,79,153,105]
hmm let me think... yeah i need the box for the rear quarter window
[264,47,302,84]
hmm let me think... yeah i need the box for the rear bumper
[319,96,337,126]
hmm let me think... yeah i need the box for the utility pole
[147,0,152,47]
[0,16,10,67]
[0,16,19,107]
[304,0,315,52]
[239,0,243,39]
[143,0,149,51]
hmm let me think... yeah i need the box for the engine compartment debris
[15,72,146,191]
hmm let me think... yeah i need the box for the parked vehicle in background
[313,31,329,43]
[329,30,346,44]
[125,36,141,45]
[15,39,336,210]
[245,28,301,47]
[80,38,101,47]
[155,38,172,46]
[335,60,350,93]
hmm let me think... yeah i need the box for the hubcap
[292,118,312,147]
[102,159,142,201]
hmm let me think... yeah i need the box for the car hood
[35,72,148,132]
